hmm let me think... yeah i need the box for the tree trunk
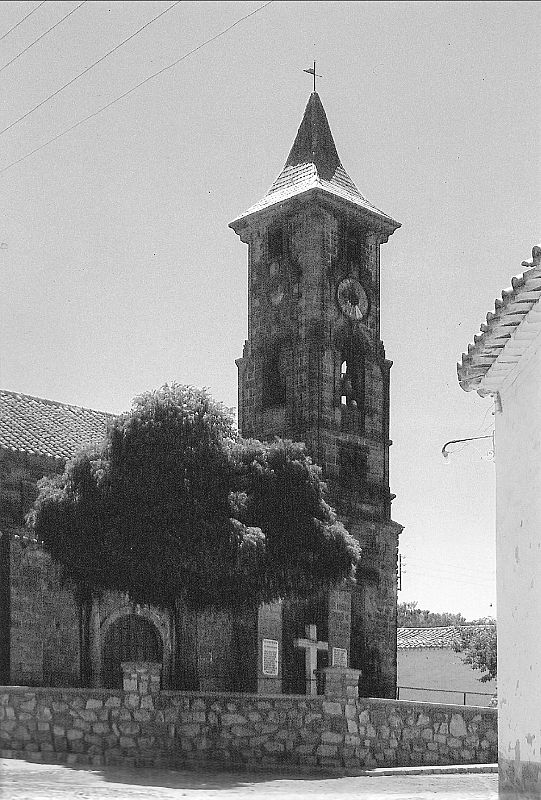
[78,589,92,687]
[172,599,199,689]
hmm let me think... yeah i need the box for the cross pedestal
[294,624,328,695]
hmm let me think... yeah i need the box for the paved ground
[0,759,503,800]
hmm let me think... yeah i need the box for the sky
[1,1,539,620]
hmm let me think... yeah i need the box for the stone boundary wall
[0,686,497,773]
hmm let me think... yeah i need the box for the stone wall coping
[357,696,497,714]
[0,685,497,714]
[0,685,121,697]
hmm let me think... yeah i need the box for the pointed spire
[231,93,399,230]
[284,92,341,181]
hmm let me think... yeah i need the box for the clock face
[337,278,369,321]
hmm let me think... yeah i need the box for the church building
[0,92,402,697]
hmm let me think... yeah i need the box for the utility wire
[0,1,47,44]
[0,0,182,138]
[0,0,273,177]
[0,1,86,75]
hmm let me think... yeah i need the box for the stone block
[316,744,337,757]
[119,722,140,736]
[263,741,284,753]
[85,699,103,710]
[133,710,151,723]
[321,731,342,744]
[92,723,109,735]
[449,714,467,739]
[222,713,247,726]
[322,702,342,716]
[259,724,278,735]
[178,723,200,737]
[119,736,136,749]
[125,694,140,709]
[78,710,98,722]
[231,725,253,738]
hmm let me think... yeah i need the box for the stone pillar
[257,602,282,694]
[318,666,362,699]
[328,588,351,668]
[121,661,162,695]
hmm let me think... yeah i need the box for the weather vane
[303,61,322,93]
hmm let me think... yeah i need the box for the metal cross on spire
[303,61,322,93]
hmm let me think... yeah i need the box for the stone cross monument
[294,624,328,695]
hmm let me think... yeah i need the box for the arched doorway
[102,614,162,689]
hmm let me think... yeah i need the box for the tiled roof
[397,626,495,649]
[397,627,460,649]
[458,244,541,394]
[0,389,110,461]
[230,92,400,230]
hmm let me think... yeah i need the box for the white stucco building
[458,244,541,797]
[397,627,497,706]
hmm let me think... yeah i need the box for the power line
[0,1,87,75]
[0,1,47,44]
[404,568,495,588]
[404,556,495,578]
[0,0,273,177]
[0,0,182,138]
[405,564,495,581]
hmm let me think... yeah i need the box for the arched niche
[99,604,171,689]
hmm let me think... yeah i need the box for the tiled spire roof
[0,389,110,461]
[230,93,400,229]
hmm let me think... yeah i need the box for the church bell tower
[230,92,402,697]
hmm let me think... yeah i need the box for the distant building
[397,626,496,706]
[458,244,541,797]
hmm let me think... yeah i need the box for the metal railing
[396,685,494,706]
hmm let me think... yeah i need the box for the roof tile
[397,626,495,649]
[458,245,541,393]
[0,389,110,461]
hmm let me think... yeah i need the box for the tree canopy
[453,621,497,682]
[397,601,468,628]
[29,384,360,611]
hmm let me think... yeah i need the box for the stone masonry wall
[0,686,497,772]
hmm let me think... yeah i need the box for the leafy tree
[29,384,360,683]
[397,600,467,628]
[453,620,497,682]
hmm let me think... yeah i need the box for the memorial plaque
[332,646,348,668]
[262,638,279,676]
